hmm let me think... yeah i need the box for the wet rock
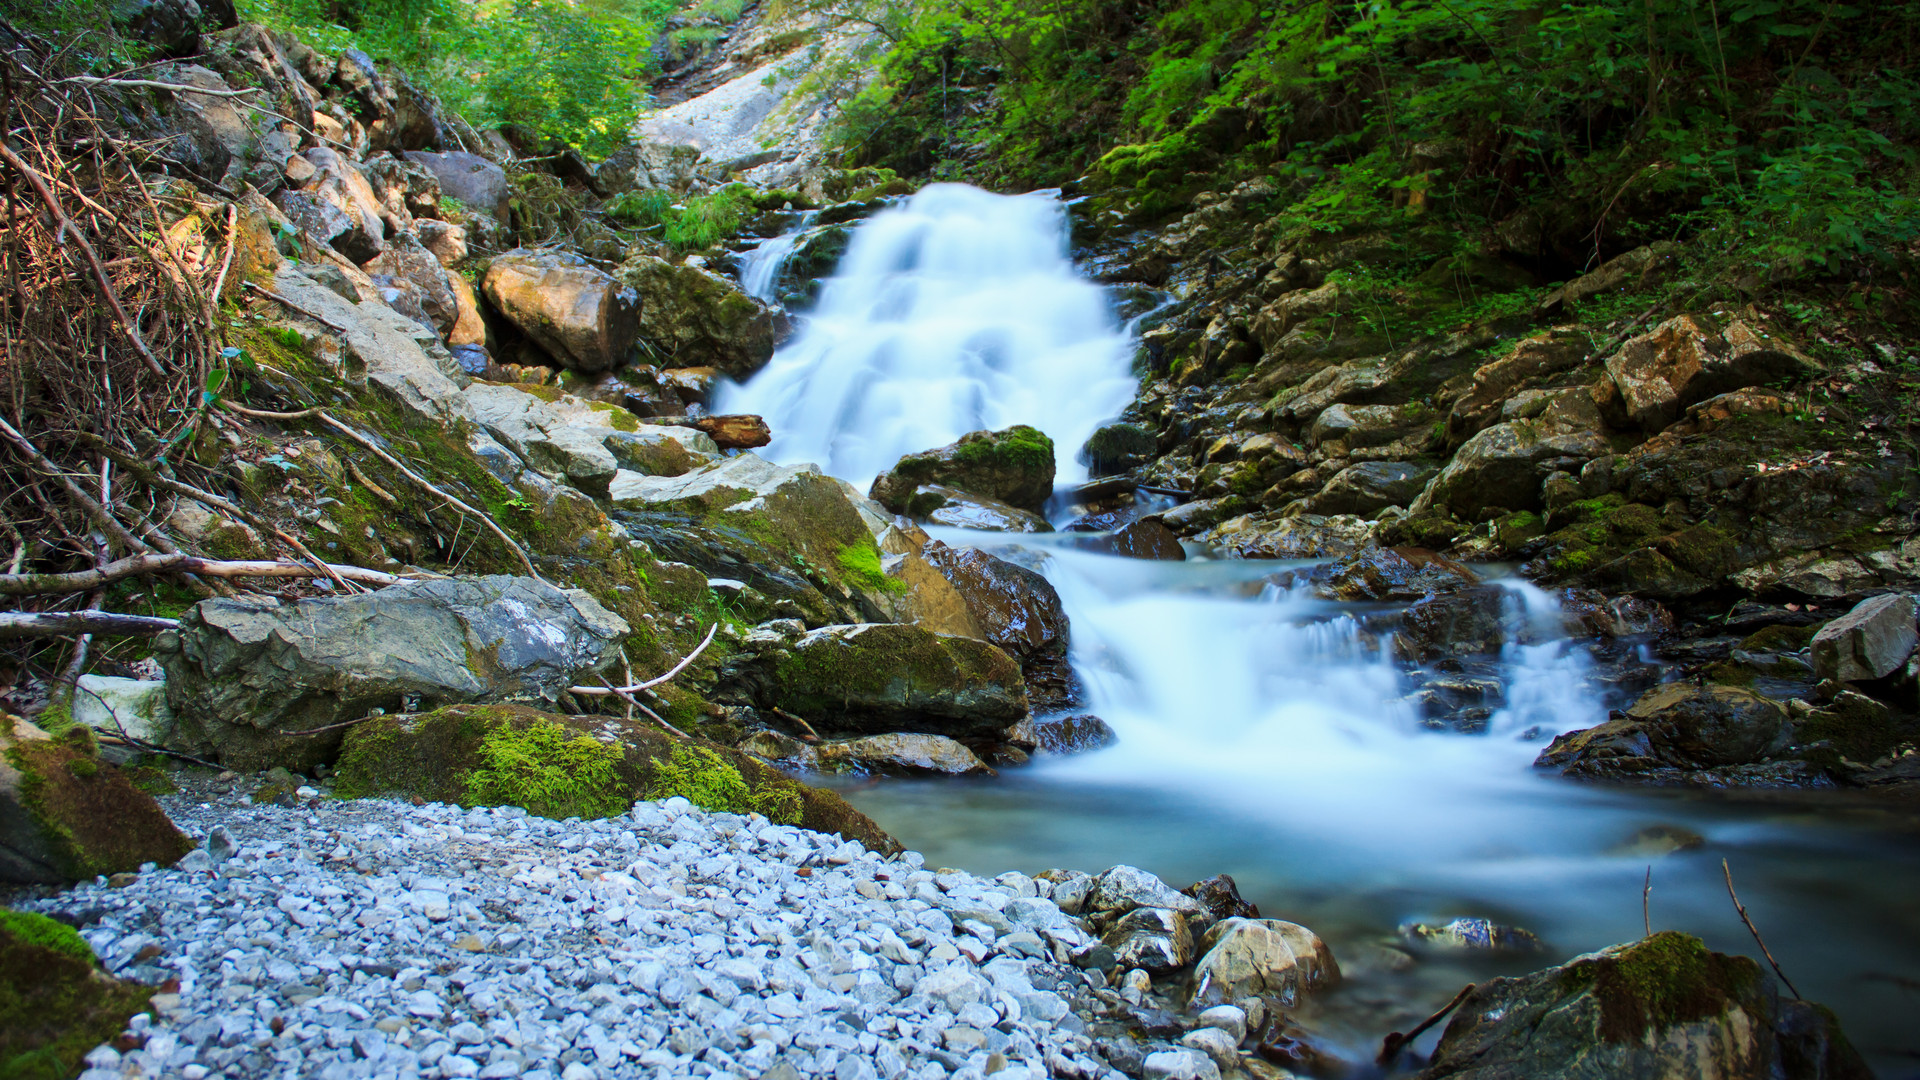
[921,542,1077,712]
[403,150,509,220]
[912,486,1054,532]
[1188,918,1340,1009]
[1398,917,1545,954]
[618,255,778,378]
[1086,518,1187,561]
[871,426,1057,515]
[1032,714,1117,754]
[1306,460,1439,516]
[742,730,992,776]
[1082,422,1158,476]
[1103,907,1194,974]
[1557,590,1676,637]
[156,576,629,771]
[1605,314,1819,432]
[1414,931,1871,1080]
[1325,546,1478,602]
[1202,512,1374,559]
[1396,586,1516,659]
[1183,874,1260,924]
[868,550,989,640]
[1535,681,1789,781]
[765,623,1027,737]
[482,249,640,373]
[1088,865,1205,919]
[2,719,193,885]
[1810,592,1918,683]
[1156,497,1233,537]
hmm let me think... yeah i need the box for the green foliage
[235,0,676,154]
[462,721,631,820]
[0,911,93,965]
[606,185,758,251]
[644,744,803,823]
[836,539,904,594]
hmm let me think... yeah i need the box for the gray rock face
[156,576,629,771]
[1087,865,1203,919]
[1811,592,1918,683]
[617,255,778,378]
[1413,932,1870,1080]
[763,623,1028,738]
[1308,461,1439,516]
[741,730,993,775]
[402,151,509,219]
[1102,907,1193,973]
[1605,314,1819,432]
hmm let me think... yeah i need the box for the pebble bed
[21,790,1136,1080]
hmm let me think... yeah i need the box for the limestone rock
[1088,865,1204,918]
[765,623,1027,737]
[1415,406,1610,519]
[403,151,509,219]
[618,255,777,378]
[361,231,457,335]
[72,676,173,745]
[483,249,640,372]
[1102,907,1193,974]
[1188,918,1340,1009]
[913,486,1054,533]
[602,426,719,477]
[1605,314,1818,432]
[1307,461,1439,517]
[266,264,466,419]
[1413,932,1870,1080]
[1,719,192,885]
[156,576,629,771]
[1445,329,1595,442]
[753,731,993,776]
[873,551,989,640]
[871,426,1057,514]
[1810,592,1918,683]
[1308,403,1426,449]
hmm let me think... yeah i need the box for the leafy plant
[463,721,630,820]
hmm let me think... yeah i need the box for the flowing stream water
[728,185,1920,1072]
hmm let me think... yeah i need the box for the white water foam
[719,183,1138,492]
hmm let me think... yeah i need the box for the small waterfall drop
[718,184,1139,491]
[736,210,819,304]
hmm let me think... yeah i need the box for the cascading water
[736,209,819,304]
[724,183,1920,1068]
[719,184,1138,491]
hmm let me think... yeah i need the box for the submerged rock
[157,576,629,771]
[1414,931,1870,1080]
[1032,713,1117,754]
[1399,917,1545,954]
[2,719,192,885]
[870,426,1057,514]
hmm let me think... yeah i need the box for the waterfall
[736,210,819,305]
[718,183,1139,493]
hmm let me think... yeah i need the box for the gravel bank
[18,789,1128,1080]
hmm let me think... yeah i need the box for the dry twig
[1722,858,1804,1000]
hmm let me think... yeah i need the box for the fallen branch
[1722,858,1804,1000]
[0,415,152,556]
[1643,866,1653,938]
[0,610,179,638]
[0,140,168,378]
[1376,983,1476,1066]
[593,673,689,740]
[571,623,719,696]
[57,76,264,98]
[220,402,545,582]
[771,706,823,744]
[0,552,408,596]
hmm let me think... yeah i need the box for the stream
[724,185,1920,1073]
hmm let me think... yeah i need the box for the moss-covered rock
[334,705,900,852]
[1,718,192,885]
[870,426,1057,514]
[762,623,1029,738]
[618,255,777,379]
[1,908,157,1080]
[1534,681,1796,785]
[1415,932,1871,1079]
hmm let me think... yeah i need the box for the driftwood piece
[0,553,407,597]
[0,610,180,638]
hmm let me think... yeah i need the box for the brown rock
[923,542,1077,711]
[1605,314,1818,432]
[482,249,639,373]
[1094,518,1186,561]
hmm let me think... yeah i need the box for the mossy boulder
[1,718,192,885]
[334,704,899,852]
[1,908,158,1080]
[1535,682,1790,781]
[870,426,1057,515]
[762,623,1028,737]
[156,576,630,771]
[1415,932,1870,1080]
[618,255,777,379]
[1081,422,1158,477]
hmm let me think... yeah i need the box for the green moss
[836,539,904,594]
[588,401,640,432]
[644,744,802,824]
[29,702,73,736]
[3,740,192,881]
[1559,932,1763,1044]
[1798,696,1902,765]
[1738,624,1818,652]
[124,767,179,796]
[1656,524,1741,580]
[949,425,1054,475]
[463,720,631,820]
[0,911,91,963]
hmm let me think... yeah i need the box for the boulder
[618,255,777,378]
[912,486,1054,533]
[288,146,388,261]
[871,426,1057,514]
[156,576,630,771]
[764,623,1027,737]
[1307,461,1439,516]
[155,63,272,190]
[1090,518,1187,561]
[602,426,718,476]
[1413,932,1870,1080]
[1535,681,1789,780]
[0,905,161,1078]
[922,542,1076,711]
[2,719,193,885]
[1183,874,1260,924]
[1187,918,1340,1009]
[1810,592,1918,683]
[1308,403,1425,449]
[1395,585,1516,659]
[1032,713,1117,754]
[360,231,458,335]
[1202,512,1373,560]
[1445,329,1595,442]
[1088,865,1205,918]
[403,151,509,220]
[336,704,899,852]
[483,249,640,373]
[72,675,173,744]
[1082,422,1159,476]
[1605,315,1819,432]
[1416,403,1610,519]
[871,551,989,640]
[1102,907,1194,974]
[741,730,992,776]
[265,264,466,420]
[1324,546,1478,602]
[456,383,628,495]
